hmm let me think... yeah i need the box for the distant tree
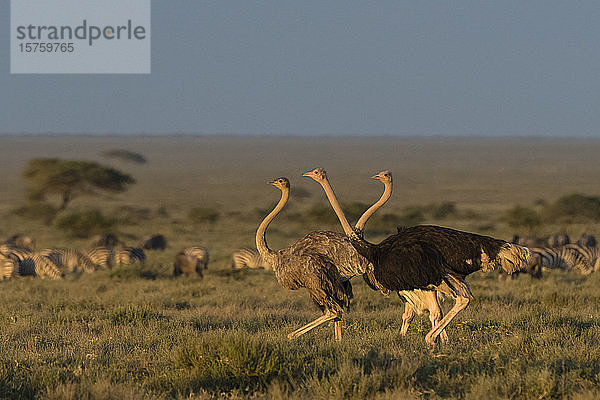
[22,158,135,211]
[101,149,147,164]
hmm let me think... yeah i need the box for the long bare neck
[317,177,375,260]
[355,179,392,233]
[255,188,288,266]
[318,179,359,237]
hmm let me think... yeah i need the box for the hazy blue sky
[2,1,600,136]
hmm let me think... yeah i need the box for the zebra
[577,234,597,248]
[529,244,599,275]
[142,234,167,250]
[85,247,113,269]
[18,253,63,280]
[0,244,33,260]
[38,248,97,273]
[173,251,203,277]
[113,247,146,266]
[546,233,570,247]
[231,248,265,270]
[1,244,63,279]
[0,257,18,280]
[4,234,35,248]
[183,246,209,270]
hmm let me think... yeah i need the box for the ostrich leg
[425,296,470,345]
[287,311,339,340]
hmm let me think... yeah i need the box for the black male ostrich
[303,168,531,345]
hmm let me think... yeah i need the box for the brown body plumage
[304,168,531,345]
[256,177,352,341]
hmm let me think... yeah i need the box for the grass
[1,136,600,399]
[1,270,600,399]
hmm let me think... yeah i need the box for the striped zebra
[17,253,63,280]
[183,246,209,269]
[113,247,146,266]
[1,244,63,279]
[85,247,113,269]
[0,244,33,260]
[0,257,18,280]
[38,248,97,273]
[577,234,597,248]
[529,244,599,275]
[231,248,266,270]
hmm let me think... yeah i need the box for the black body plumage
[351,225,509,294]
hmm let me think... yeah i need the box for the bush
[54,209,115,238]
[13,203,58,224]
[303,204,338,224]
[431,202,456,219]
[341,202,371,224]
[398,206,425,226]
[541,194,600,223]
[189,207,220,224]
[502,206,541,229]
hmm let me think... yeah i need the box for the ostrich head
[371,170,392,184]
[268,177,290,190]
[302,168,327,183]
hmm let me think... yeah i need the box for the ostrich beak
[267,180,276,185]
[371,175,380,180]
[302,171,311,177]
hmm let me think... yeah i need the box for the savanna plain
[1,136,600,400]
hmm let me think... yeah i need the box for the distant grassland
[1,136,600,399]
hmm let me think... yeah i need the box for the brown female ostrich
[256,177,350,340]
[304,168,531,345]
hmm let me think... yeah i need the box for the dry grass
[1,135,600,399]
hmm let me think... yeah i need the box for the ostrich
[258,175,444,341]
[303,168,532,345]
[256,177,350,341]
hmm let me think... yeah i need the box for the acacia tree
[22,158,136,211]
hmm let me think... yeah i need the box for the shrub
[13,203,58,225]
[54,209,115,238]
[189,207,220,224]
[303,204,338,224]
[502,206,541,229]
[431,202,456,219]
[398,206,425,226]
[341,202,371,224]
[541,194,600,223]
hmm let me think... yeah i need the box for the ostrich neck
[318,178,375,260]
[318,179,356,236]
[255,187,288,266]
[354,179,392,233]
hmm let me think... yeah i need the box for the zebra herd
[0,233,212,280]
[510,233,599,278]
[0,241,146,280]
